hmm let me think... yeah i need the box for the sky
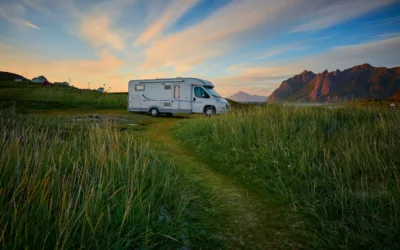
[0,0,399,96]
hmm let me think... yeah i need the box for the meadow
[0,108,220,249]
[175,105,400,248]
[0,81,126,110]
[1,79,400,249]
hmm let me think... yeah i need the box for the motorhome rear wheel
[150,108,159,117]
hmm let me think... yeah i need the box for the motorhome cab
[128,78,230,117]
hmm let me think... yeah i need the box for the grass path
[145,117,307,249]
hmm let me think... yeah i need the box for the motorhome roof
[129,77,214,87]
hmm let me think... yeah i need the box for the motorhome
[128,77,230,117]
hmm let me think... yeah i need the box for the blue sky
[0,0,399,96]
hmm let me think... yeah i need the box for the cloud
[374,32,400,40]
[0,2,40,30]
[134,0,199,46]
[139,0,304,73]
[71,0,135,51]
[214,36,400,95]
[210,76,279,97]
[0,44,124,90]
[21,0,52,15]
[210,65,298,96]
[0,3,25,26]
[239,67,297,80]
[289,0,397,33]
[297,35,400,71]
[22,20,39,29]
[138,0,397,73]
[63,50,124,74]
[362,16,400,29]
[258,43,311,59]
[138,0,389,73]
[0,2,39,30]
[80,14,124,50]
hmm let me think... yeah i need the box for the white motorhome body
[128,78,230,116]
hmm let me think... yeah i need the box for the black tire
[166,113,173,117]
[150,108,159,117]
[204,106,216,117]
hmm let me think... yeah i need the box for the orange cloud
[209,76,277,97]
[134,0,199,46]
[80,14,124,50]
[139,0,301,72]
[22,20,39,29]
[214,35,400,96]
[0,45,124,90]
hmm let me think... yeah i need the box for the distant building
[54,81,69,86]
[15,78,23,82]
[32,75,51,87]
[97,87,104,93]
[32,76,48,83]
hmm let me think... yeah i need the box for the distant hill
[227,91,268,103]
[0,71,26,81]
[268,64,400,102]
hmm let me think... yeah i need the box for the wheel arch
[148,105,160,112]
[203,105,216,112]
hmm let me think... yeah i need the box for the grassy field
[346,98,400,110]
[2,79,400,248]
[0,81,127,110]
[0,108,221,249]
[0,81,226,249]
[175,105,400,248]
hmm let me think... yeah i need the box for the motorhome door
[130,83,142,111]
[192,86,209,113]
[172,84,180,112]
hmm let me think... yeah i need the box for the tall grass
[175,105,400,248]
[0,109,215,249]
[0,82,126,109]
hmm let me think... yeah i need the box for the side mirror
[193,97,196,101]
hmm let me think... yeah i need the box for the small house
[32,76,48,83]
[54,82,69,86]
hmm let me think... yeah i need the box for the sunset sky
[0,0,399,96]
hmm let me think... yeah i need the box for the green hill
[0,71,27,81]
[0,80,127,110]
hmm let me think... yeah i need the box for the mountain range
[227,91,268,103]
[268,64,400,102]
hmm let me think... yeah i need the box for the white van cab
[128,77,230,117]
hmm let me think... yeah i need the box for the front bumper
[216,104,231,114]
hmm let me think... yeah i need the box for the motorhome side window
[135,84,144,91]
[194,87,210,98]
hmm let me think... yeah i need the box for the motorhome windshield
[204,86,221,97]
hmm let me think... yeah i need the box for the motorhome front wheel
[204,107,215,117]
